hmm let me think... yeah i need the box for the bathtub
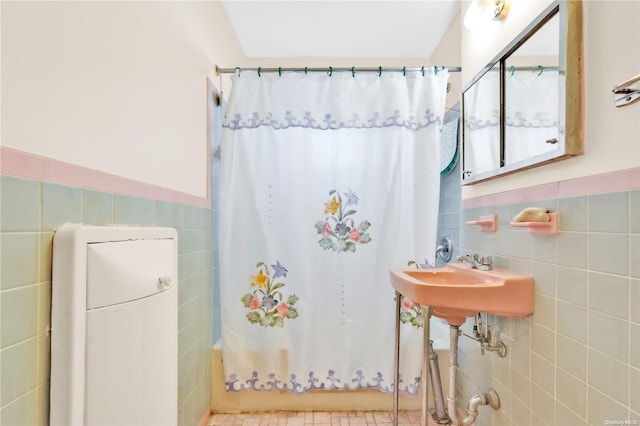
[210,318,451,412]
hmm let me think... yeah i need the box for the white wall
[460,0,640,198]
[1,1,246,198]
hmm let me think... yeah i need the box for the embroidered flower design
[241,261,299,327]
[324,197,341,215]
[314,189,372,253]
[397,259,434,329]
[251,269,268,288]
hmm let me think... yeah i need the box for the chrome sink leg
[393,292,402,426]
[421,305,434,426]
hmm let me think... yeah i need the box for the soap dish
[510,212,559,235]
[465,214,497,232]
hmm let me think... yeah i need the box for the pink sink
[390,263,534,326]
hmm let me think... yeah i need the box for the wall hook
[612,74,640,107]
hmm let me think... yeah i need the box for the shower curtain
[219,69,449,394]
[505,69,559,165]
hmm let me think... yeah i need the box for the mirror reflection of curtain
[505,70,559,165]
[219,70,449,394]
[463,69,500,176]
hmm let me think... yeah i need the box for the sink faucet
[456,254,493,271]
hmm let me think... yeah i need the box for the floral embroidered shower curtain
[219,70,449,394]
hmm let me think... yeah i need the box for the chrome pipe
[392,292,402,426]
[420,306,434,426]
[447,325,460,425]
[458,389,501,426]
[428,341,450,424]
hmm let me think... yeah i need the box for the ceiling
[221,1,461,59]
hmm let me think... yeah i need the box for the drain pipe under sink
[446,325,500,426]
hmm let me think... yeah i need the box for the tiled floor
[207,411,423,426]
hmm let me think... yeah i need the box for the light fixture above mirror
[464,0,512,30]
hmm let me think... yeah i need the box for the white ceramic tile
[41,183,82,231]
[113,194,138,225]
[556,300,587,343]
[556,367,587,418]
[558,196,588,232]
[511,396,532,426]
[588,349,628,406]
[532,293,555,329]
[0,285,38,348]
[39,232,53,283]
[557,266,588,307]
[532,234,557,264]
[0,389,38,426]
[0,338,38,406]
[631,278,640,323]
[532,262,556,297]
[557,232,588,269]
[556,334,587,380]
[0,176,40,232]
[631,235,640,278]
[630,190,640,233]
[588,311,628,363]
[531,353,554,395]
[531,383,555,425]
[82,189,113,225]
[531,324,555,362]
[0,233,39,291]
[630,323,639,369]
[556,402,587,426]
[511,340,531,378]
[510,229,532,259]
[630,367,640,414]
[589,272,629,319]
[589,233,628,276]
[587,387,628,426]
[589,192,628,233]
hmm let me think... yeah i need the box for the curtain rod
[215,65,461,76]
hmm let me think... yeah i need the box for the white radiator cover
[50,224,178,426]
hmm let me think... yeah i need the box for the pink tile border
[462,167,640,209]
[1,146,212,208]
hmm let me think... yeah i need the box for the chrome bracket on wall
[612,75,640,107]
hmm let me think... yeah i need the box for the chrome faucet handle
[480,255,492,266]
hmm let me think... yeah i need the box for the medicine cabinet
[461,0,584,185]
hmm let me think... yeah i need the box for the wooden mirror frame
[461,0,584,185]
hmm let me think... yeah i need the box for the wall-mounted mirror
[461,0,583,185]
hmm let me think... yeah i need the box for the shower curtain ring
[352,66,355,78]
[537,65,544,76]
[258,67,261,77]
[421,66,425,77]
[329,66,333,76]
[403,66,406,76]
[378,66,382,77]
[433,66,438,75]
[278,67,282,77]
[304,66,308,75]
